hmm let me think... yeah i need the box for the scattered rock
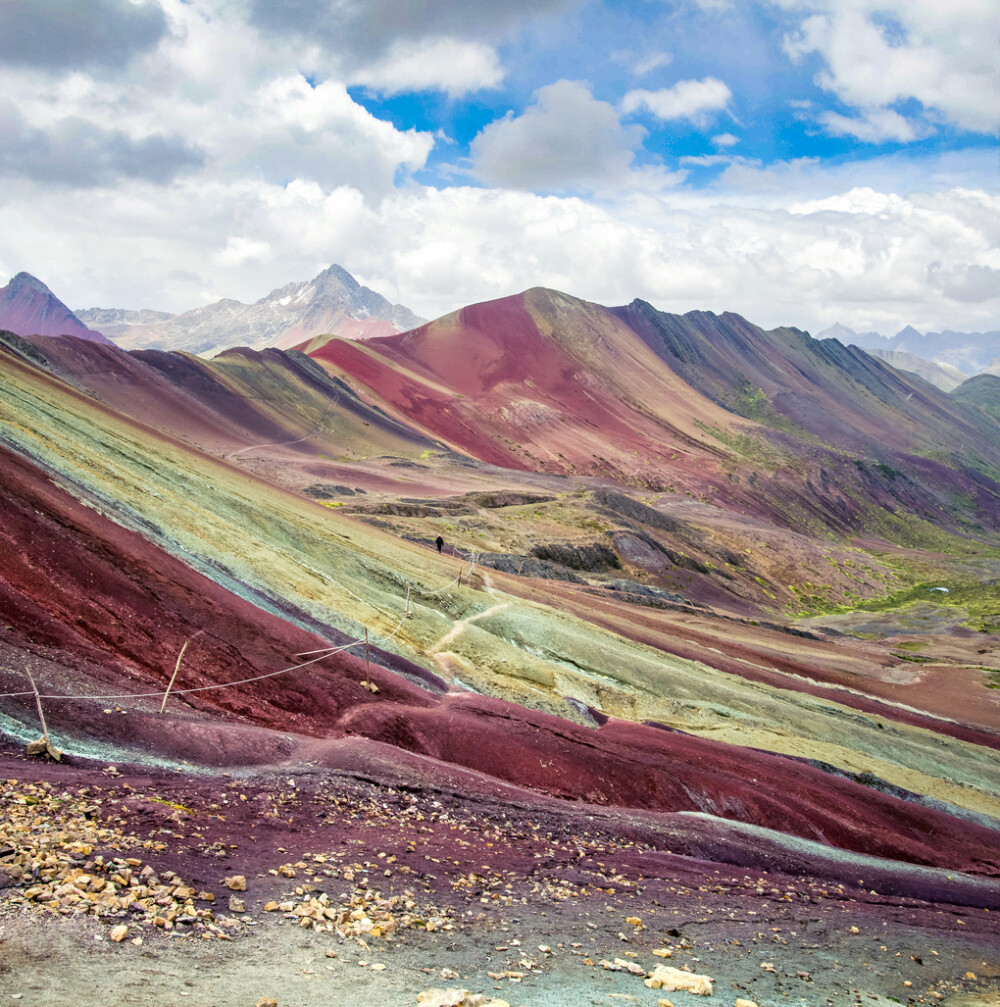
[25,738,62,761]
[415,993,508,1007]
[224,875,247,891]
[644,965,713,996]
[416,990,470,1007]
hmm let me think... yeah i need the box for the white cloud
[632,51,674,76]
[819,107,928,144]
[778,1,998,135]
[212,236,272,268]
[3,158,996,343]
[622,78,732,124]
[351,38,504,98]
[224,74,434,197]
[712,132,740,148]
[470,80,645,192]
[0,0,436,202]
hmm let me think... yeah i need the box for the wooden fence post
[160,639,190,715]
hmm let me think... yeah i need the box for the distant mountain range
[0,272,110,344]
[857,348,967,392]
[820,322,1000,377]
[76,264,425,354]
[1,264,424,355]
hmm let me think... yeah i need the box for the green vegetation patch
[857,576,1000,633]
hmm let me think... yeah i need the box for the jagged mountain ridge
[76,263,426,355]
[616,299,1000,463]
[0,272,110,344]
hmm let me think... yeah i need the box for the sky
[0,0,997,338]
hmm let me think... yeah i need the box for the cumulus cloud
[0,1,436,202]
[246,0,576,95]
[0,0,167,71]
[470,80,645,192]
[217,75,434,197]
[0,102,203,186]
[928,262,1000,304]
[3,160,996,342]
[778,0,998,135]
[351,38,504,97]
[622,78,732,124]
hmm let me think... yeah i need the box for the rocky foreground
[1,745,998,1007]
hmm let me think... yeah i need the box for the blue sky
[0,0,996,337]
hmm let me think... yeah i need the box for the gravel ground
[1,747,998,1007]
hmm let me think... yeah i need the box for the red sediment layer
[493,574,1000,752]
[338,694,1000,878]
[310,336,521,468]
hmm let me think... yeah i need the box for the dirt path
[428,598,512,678]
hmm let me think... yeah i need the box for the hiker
[436,535,444,553]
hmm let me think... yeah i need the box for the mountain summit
[0,272,110,343]
[77,264,426,355]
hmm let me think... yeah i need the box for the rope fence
[0,542,482,713]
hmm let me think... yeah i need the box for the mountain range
[72,263,425,354]
[821,321,1000,376]
[2,275,1000,978]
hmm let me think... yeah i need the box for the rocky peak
[7,272,53,297]
[0,271,110,343]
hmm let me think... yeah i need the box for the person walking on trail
[436,535,444,553]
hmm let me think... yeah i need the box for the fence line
[0,545,478,707]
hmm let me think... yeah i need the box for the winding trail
[427,578,510,677]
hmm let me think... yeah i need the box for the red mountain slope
[308,288,738,484]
